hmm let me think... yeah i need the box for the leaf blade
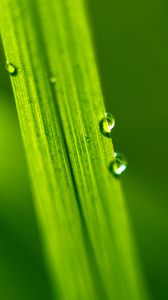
[0,0,150,299]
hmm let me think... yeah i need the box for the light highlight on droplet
[50,76,57,83]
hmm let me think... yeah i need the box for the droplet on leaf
[100,112,115,137]
[5,61,17,76]
[110,152,127,176]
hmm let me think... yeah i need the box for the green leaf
[0,0,150,299]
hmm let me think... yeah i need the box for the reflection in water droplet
[5,61,17,76]
[110,152,127,176]
[100,112,115,137]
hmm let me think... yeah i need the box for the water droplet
[50,76,57,83]
[100,112,115,137]
[110,152,127,176]
[5,61,17,76]
[86,136,90,143]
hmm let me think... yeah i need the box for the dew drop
[50,76,57,83]
[5,61,17,76]
[110,152,127,176]
[100,112,115,137]
[86,136,90,143]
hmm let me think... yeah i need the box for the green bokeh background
[0,0,168,299]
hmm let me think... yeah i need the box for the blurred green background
[0,0,168,299]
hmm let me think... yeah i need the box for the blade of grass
[0,0,150,299]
